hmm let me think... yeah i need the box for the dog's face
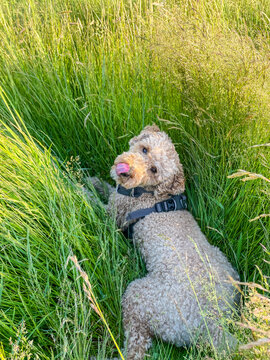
[111,125,185,195]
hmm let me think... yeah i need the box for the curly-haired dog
[93,125,240,359]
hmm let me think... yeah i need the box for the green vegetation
[0,0,269,358]
[0,100,138,358]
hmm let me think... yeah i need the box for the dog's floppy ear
[156,164,185,196]
[129,124,161,146]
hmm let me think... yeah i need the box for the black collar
[117,185,154,198]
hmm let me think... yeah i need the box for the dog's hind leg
[122,278,155,360]
[123,314,152,360]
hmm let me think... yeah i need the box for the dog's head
[111,125,185,196]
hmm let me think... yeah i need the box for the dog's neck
[111,185,184,231]
[116,184,171,201]
[116,185,154,198]
[109,188,156,230]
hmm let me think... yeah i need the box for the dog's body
[93,125,239,359]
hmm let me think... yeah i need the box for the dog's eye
[142,147,148,154]
[150,166,157,174]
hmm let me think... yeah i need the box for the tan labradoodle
[93,124,240,359]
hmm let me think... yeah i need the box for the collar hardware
[155,197,177,212]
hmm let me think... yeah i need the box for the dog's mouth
[120,172,129,178]
[116,163,130,177]
[112,162,133,185]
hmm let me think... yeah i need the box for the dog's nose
[116,163,130,176]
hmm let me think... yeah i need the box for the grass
[0,97,139,358]
[0,0,269,358]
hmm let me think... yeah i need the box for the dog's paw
[86,176,114,199]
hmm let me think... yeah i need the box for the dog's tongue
[116,163,130,175]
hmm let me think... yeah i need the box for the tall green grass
[0,96,142,358]
[0,0,269,358]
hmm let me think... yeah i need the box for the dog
[91,124,240,359]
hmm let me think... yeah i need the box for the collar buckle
[132,187,141,198]
[155,197,177,213]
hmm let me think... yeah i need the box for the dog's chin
[111,166,149,189]
[118,176,137,189]
[118,175,144,189]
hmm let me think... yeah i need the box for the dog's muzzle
[116,163,130,176]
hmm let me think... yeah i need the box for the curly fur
[100,125,239,359]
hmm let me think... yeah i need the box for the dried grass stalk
[69,255,125,360]
[228,169,270,184]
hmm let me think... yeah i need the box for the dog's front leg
[86,176,115,201]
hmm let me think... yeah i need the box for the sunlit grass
[0,92,140,358]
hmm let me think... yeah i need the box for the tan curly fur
[104,125,240,359]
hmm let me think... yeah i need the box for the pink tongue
[116,163,130,175]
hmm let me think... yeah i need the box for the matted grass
[0,0,269,358]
